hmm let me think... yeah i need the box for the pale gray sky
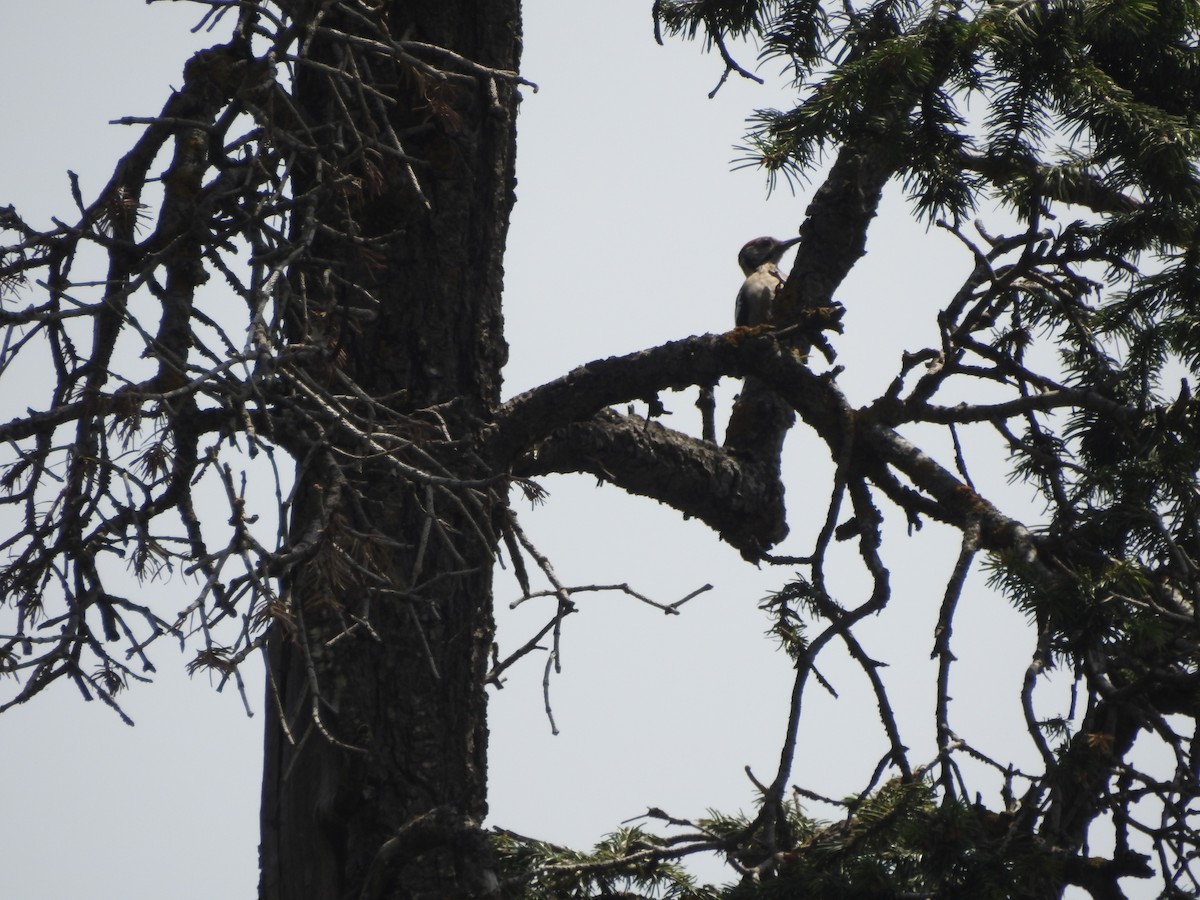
[1,2,1052,897]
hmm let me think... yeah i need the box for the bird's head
[737,235,801,275]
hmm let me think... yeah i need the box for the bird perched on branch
[735,235,801,327]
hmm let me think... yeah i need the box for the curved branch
[489,325,1122,562]
[488,331,744,463]
[910,390,1134,426]
[515,408,787,557]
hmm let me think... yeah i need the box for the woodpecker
[735,235,801,327]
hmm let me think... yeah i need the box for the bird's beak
[780,236,802,250]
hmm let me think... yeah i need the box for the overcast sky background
[0,2,1094,897]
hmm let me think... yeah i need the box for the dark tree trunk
[258,3,521,898]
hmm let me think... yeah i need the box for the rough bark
[516,407,788,554]
[258,3,521,898]
[4,2,1198,895]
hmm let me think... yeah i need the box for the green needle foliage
[6,2,1200,896]
[494,2,1200,896]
